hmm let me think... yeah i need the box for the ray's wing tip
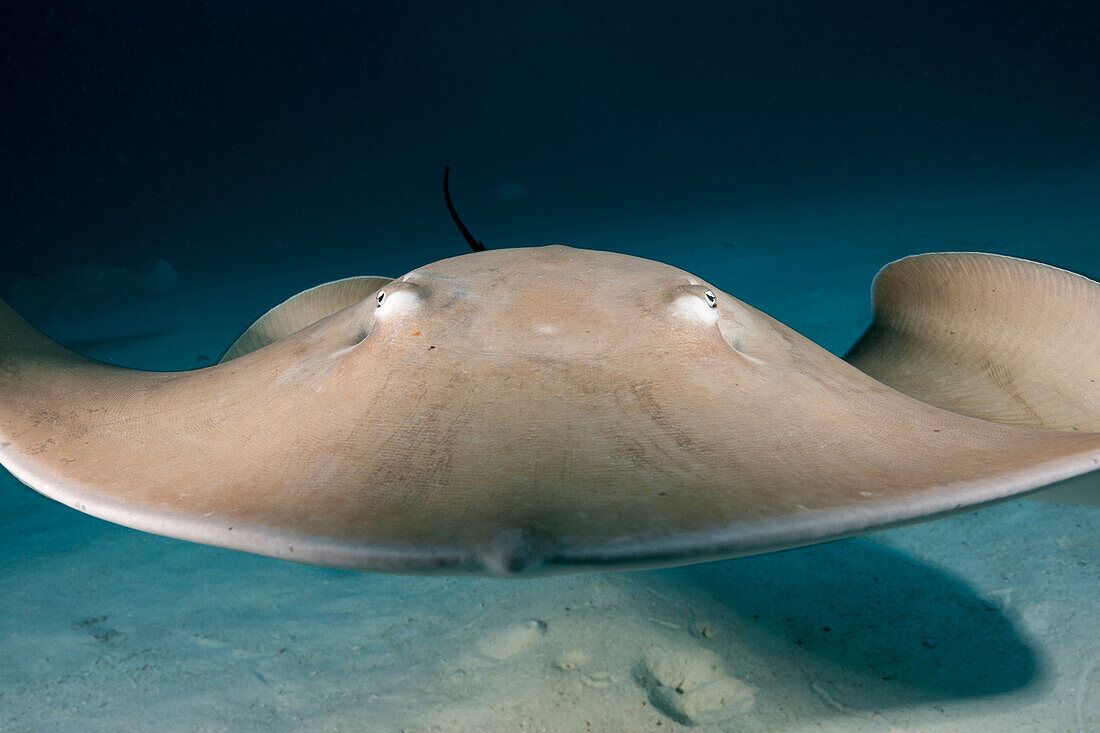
[876,250,1099,288]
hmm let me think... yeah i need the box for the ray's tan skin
[844,252,1100,506]
[0,179,1097,577]
[846,252,1099,434]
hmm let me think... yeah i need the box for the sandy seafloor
[1,186,1097,732]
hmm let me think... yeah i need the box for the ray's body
[0,244,1096,576]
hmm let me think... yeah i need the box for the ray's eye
[703,289,717,308]
[376,290,386,307]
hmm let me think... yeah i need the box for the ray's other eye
[703,289,717,308]
[376,290,386,307]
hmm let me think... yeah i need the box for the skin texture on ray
[0,246,1097,577]
[846,253,1098,431]
[845,252,1099,504]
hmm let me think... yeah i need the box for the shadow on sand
[675,537,1038,702]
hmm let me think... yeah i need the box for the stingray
[0,228,1097,575]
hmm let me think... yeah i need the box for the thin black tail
[443,167,487,252]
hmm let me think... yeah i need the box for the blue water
[1,2,1097,730]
